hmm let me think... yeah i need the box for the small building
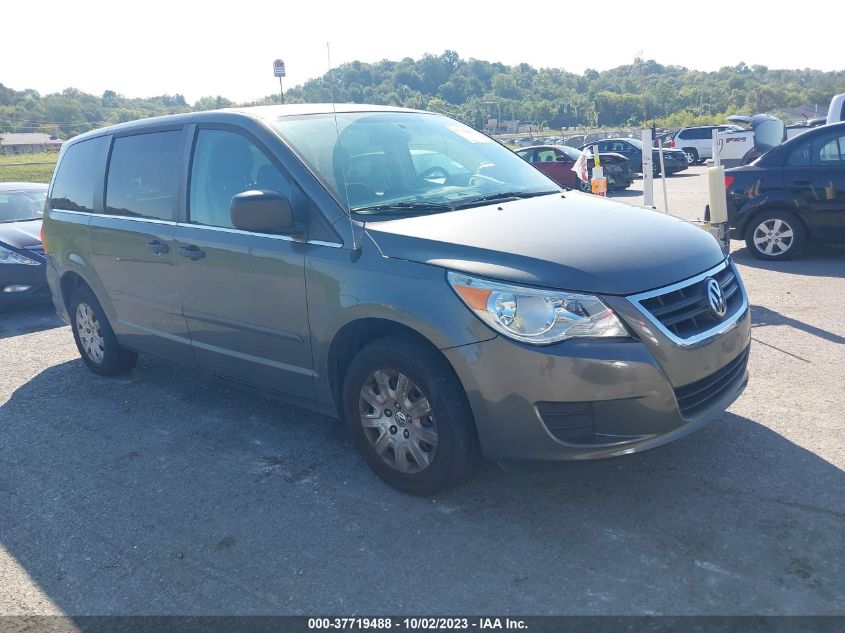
[0,133,64,155]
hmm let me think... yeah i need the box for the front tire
[70,285,137,375]
[342,335,478,495]
[744,209,806,261]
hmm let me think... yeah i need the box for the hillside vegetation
[3,53,844,141]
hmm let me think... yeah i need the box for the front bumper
[443,292,751,461]
[0,263,50,304]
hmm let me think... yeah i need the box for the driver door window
[189,129,295,229]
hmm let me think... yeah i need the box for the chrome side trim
[51,208,91,216]
[94,213,176,226]
[177,222,297,242]
[51,210,344,247]
[307,239,343,248]
[627,259,748,347]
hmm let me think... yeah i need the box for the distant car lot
[1,166,843,615]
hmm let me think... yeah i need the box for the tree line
[3,52,844,139]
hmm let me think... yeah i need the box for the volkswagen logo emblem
[706,278,727,318]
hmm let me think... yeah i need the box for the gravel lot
[1,166,843,615]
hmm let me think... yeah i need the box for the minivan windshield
[0,189,47,222]
[273,112,558,215]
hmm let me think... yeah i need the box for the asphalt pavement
[1,166,843,615]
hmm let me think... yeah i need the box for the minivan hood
[0,219,42,249]
[364,194,724,295]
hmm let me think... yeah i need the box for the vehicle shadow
[1,358,843,615]
[732,242,845,278]
[0,300,64,340]
[607,189,643,198]
[751,304,844,345]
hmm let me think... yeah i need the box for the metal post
[711,128,720,167]
[642,129,654,208]
[279,77,285,104]
[657,139,669,213]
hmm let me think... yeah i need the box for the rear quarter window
[49,136,110,212]
[106,130,183,220]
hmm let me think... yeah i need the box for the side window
[106,131,182,220]
[814,135,845,165]
[516,150,532,161]
[536,149,557,162]
[189,129,295,229]
[49,136,110,212]
[787,139,812,167]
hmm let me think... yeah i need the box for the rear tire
[70,285,137,376]
[342,335,478,495]
[744,209,806,261]
[683,147,699,165]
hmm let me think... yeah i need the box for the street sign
[273,59,286,78]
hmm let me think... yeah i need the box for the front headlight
[0,245,40,266]
[448,272,628,345]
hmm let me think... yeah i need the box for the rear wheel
[744,210,806,260]
[342,335,478,495]
[683,147,699,165]
[70,285,137,375]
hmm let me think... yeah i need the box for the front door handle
[792,179,811,185]
[146,240,169,255]
[178,245,206,261]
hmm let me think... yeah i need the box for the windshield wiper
[452,190,559,209]
[353,201,454,215]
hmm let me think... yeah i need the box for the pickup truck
[827,93,845,125]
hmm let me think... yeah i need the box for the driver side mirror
[230,190,296,234]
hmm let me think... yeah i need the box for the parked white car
[669,125,744,164]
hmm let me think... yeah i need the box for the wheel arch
[739,202,809,237]
[326,318,470,422]
[59,270,88,314]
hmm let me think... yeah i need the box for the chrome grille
[628,260,747,345]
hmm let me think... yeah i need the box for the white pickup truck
[827,93,845,124]
[713,94,845,167]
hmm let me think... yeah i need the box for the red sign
[273,59,286,78]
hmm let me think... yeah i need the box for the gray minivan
[43,105,750,495]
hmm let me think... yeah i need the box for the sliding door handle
[178,245,206,261]
[146,240,169,255]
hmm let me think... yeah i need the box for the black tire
[342,335,478,495]
[682,147,699,165]
[744,209,806,261]
[69,285,137,376]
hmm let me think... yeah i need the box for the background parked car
[581,138,688,176]
[0,182,49,304]
[669,125,744,164]
[723,121,845,260]
[516,145,634,191]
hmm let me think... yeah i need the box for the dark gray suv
[43,105,750,495]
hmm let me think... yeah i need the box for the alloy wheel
[752,218,794,257]
[358,369,438,474]
[76,302,105,363]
